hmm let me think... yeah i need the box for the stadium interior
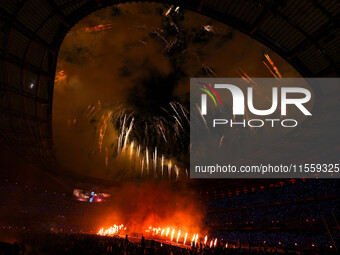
[0,0,339,254]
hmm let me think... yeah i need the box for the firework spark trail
[86,105,95,118]
[54,70,67,83]
[173,123,180,138]
[138,40,147,46]
[170,22,179,33]
[204,235,207,245]
[173,101,189,123]
[153,147,157,177]
[129,142,134,160]
[236,69,251,84]
[238,67,257,88]
[202,64,216,77]
[173,116,184,131]
[123,118,135,150]
[117,114,127,155]
[181,49,217,77]
[170,102,183,122]
[177,230,181,242]
[157,123,168,142]
[152,30,168,44]
[166,39,177,52]
[137,145,141,157]
[166,228,170,237]
[161,155,164,177]
[85,101,102,120]
[203,25,215,33]
[196,104,208,128]
[262,60,278,79]
[87,100,189,180]
[195,234,199,246]
[98,111,112,152]
[104,147,109,167]
[146,147,149,174]
[85,24,112,32]
[165,5,174,16]
[167,160,172,179]
[141,157,144,176]
[219,136,224,148]
[174,165,179,180]
[264,54,282,78]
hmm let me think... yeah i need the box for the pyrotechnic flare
[214,238,218,247]
[97,224,125,236]
[166,228,170,237]
[161,229,165,236]
[177,230,181,242]
[171,229,175,241]
[195,234,199,246]
[184,233,188,245]
[210,240,213,248]
[204,235,207,245]
[226,242,228,248]
[191,234,196,246]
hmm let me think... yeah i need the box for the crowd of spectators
[1,233,338,255]
[206,179,340,210]
[205,179,339,250]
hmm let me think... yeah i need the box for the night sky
[52,2,301,181]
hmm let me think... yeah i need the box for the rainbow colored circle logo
[198,82,223,107]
